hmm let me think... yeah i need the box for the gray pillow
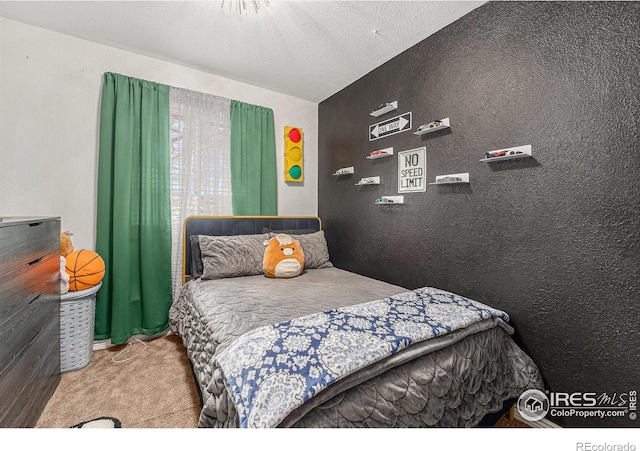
[198,233,269,280]
[269,230,333,270]
[190,235,204,279]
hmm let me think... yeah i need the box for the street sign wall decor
[398,147,427,193]
[369,112,412,141]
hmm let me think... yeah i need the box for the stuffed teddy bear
[60,231,74,257]
[60,256,70,295]
[59,231,74,294]
[263,233,305,278]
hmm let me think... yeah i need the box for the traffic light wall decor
[284,126,303,182]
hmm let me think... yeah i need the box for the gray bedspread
[168,268,543,427]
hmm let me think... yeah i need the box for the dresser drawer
[0,252,59,328]
[0,220,59,275]
[0,216,60,428]
[0,318,60,427]
[0,285,59,375]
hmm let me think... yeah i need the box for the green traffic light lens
[289,165,302,179]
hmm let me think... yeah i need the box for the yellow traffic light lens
[288,146,302,162]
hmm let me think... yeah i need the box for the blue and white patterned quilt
[216,287,510,428]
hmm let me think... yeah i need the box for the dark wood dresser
[0,216,61,427]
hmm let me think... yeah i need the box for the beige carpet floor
[36,334,200,428]
[35,333,528,429]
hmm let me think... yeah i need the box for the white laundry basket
[60,282,101,373]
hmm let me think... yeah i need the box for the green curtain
[230,100,277,215]
[95,73,172,344]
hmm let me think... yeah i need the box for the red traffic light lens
[288,128,301,143]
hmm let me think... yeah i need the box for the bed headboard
[182,215,323,284]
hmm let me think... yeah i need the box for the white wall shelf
[375,195,404,205]
[480,145,532,162]
[429,172,470,185]
[333,166,354,176]
[414,117,450,135]
[370,101,398,117]
[366,147,393,159]
[355,176,380,186]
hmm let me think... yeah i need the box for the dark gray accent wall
[318,1,639,427]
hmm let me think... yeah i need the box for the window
[169,88,232,300]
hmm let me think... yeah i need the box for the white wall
[0,18,318,251]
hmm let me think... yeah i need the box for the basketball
[65,249,105,291]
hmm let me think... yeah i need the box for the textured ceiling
[0,1,484,102]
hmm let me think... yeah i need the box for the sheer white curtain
[169,87,232,301]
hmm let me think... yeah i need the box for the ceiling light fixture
[220,0,270,14]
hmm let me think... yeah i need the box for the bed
[169,215,543,428]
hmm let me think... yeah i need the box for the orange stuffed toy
[263,233,305,278]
